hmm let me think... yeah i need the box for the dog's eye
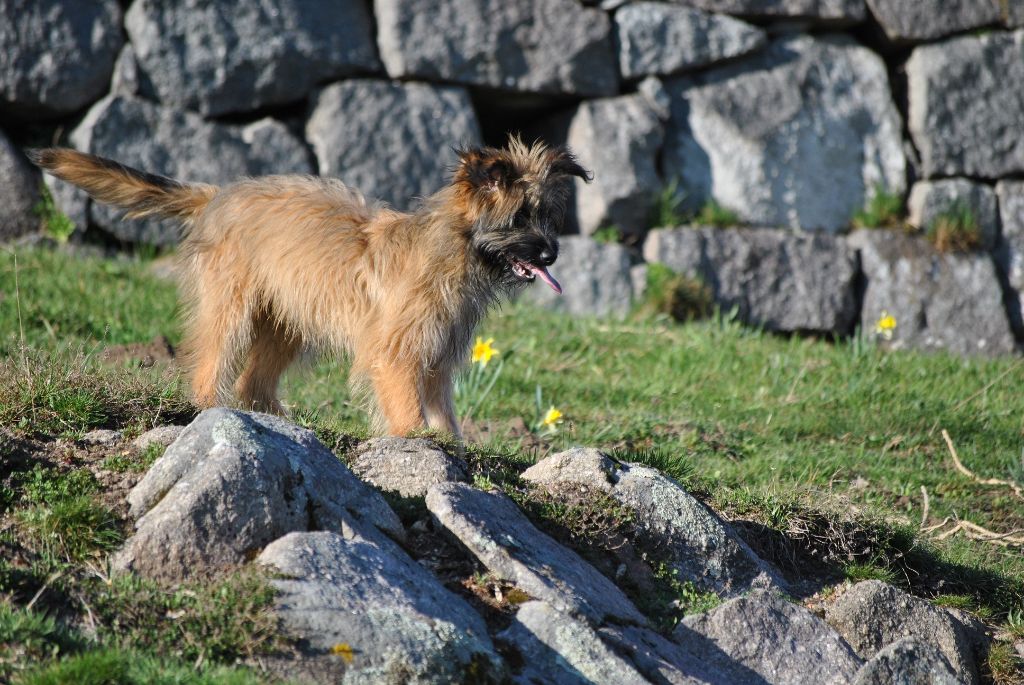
[512,206,530,227]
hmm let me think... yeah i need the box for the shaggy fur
[30,139,589,436]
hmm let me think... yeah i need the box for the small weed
[694,199,740,228]
[32,185,76,243]
[19,466,98,505]
[650,178,688,229]
[842,561,899,583]
[927,202,982,253]
[933,593,976,611]
[592,226,622,244]
[515,485,634,549]
[0,603,81,679]
[17,496,122,562]
[1006,608,1024,639]
[607,445,694,486]
[635,263,713,323]
[985,641,1023,685]
[101,444,163,473]
[852,185,904,229]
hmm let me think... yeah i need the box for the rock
[259,529,504,683]
[131,425,185,452]
[80,429,122,446]
[907,31,1024,179]
[996,180,1024,332]
[425,482,646,625]
[662,34,905,232]
[0,131,41,241]
[524,448,783,598]
[643,227,860,334]
[1006,3,1024,27]
[498,602,648,685]
[600,623,753,684]
[0,0,123,119]
[852,637,961,685]
[615,3,766,79]
[69,95,312,245]
[677,590,863,685]
[825,580,980,685]
[306,79,480,211]
[849,229,1017,356]
[565,95,664,239]
[125,0,380,117]
[522,236,638,319]
[907,179,999,251]
[109,45,141,97]
[866,0,1001,42]
[374,0,618,96]
[117,408,402,580]
[663,0,866,22]
[351,437,468,498]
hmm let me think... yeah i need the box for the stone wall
[2,0,1022,355]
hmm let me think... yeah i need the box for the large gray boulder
[125,0,380,117]
[866,0,1001,42]
[68,95,312,245]
[907,179,1000,251]
[523,448,783,598]
[374,0,618,96]
[643,227,860,334]
[662,34,904,232]
[522,236,638,319]
[676,590,863,685]
[351,437,468,498]
[907,31,1024,179]
[665,0,865,22]
[996,180,1024,331]
[599,623,752,684]
[614,3,766,79]
[566,94,663,239]
[425,482,647,626]
[852,637,961,685]
[849,229,1017,356]
[498,602,649,685]
[0,130,40,241]
[259,529,505,683]
[306,79,480,211]
[115,408,402,580]
[825,580,979,685]
[0,0,123,119]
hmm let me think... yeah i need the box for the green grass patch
[927,202,982,253]
[17,496,122,563]
[650,178,688,229]
[0,603,82,680]
[693,199,741,228]
[852,184,904,229]
[32,184,76,244]
[592,225,622,244]
[635,263,713,324]
[16,647,266,685]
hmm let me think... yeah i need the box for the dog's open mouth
[510,258,562,294]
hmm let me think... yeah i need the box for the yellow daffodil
[472,337,499,367]
[331,642,355,663]
[874,311,897,340]
[542,406,563,428]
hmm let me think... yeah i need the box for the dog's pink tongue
[529,264,562,294]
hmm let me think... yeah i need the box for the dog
[30,138,590,436]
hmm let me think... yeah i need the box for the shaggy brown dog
[30,139,589,436]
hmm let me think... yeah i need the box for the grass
[32,184,76,243]
[3,245,1024,679]
[852,184,905,229]
[693,199,741,228]
[649,179,742,229]
[635,263,713,323]
[927,202,983,253]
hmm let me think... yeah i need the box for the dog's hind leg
[367,360,426,436]
[181,284,255,410]
[235,313,302,414]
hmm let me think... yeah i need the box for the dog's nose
[538,248,556,266]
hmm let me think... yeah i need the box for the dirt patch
[100,335,176,369]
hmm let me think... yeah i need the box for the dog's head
[452,137,591,293]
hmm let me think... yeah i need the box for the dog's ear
[456,147,520,192]
[547,147,592,183]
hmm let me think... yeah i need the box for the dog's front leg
[423,365,461,439]
[370,360,426,436]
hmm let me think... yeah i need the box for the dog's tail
[28,148,217,223]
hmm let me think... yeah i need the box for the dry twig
[941,429,1024,500]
